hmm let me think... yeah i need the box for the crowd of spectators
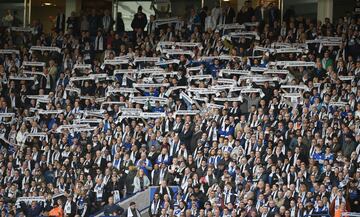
[0,0,359,217]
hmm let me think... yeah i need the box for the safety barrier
[305,213,330,217]
[342,212,360,217]
[93,188,150,217]
[93,186,179,217]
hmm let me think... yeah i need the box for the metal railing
[90,189,150,217]
[303,212,331,217]
[93,186,179,217]
[342,212,360,217]
[93,187,152,217]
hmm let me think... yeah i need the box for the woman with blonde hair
[133,168,150,193]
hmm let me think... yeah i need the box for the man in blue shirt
[208,58,222,78]
[312,145,325,164]
[152,101,164,112]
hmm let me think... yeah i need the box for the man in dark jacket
[25,201,43,217]
[116,12,125,35]
[64,195,77,217]
[88,9,100,36]
[126,202,141,217]
[131,6,148,32]
[268,2,280,27]
[103,196,124,216]
[224,3,236,24]
[55,11,65,33]
[237,0,254,24]
[179,123,193,147]
[254,0,269,29]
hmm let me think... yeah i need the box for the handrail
[90,191,137,217]
[306,215,331,217]
[305,213,331,217]
[92,188,151,217]
[342,213,360,217]
[92,185,179,217]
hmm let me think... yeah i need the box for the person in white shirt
[16,124,27,146]
[211,3,222,26]
[205,10,216,32]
